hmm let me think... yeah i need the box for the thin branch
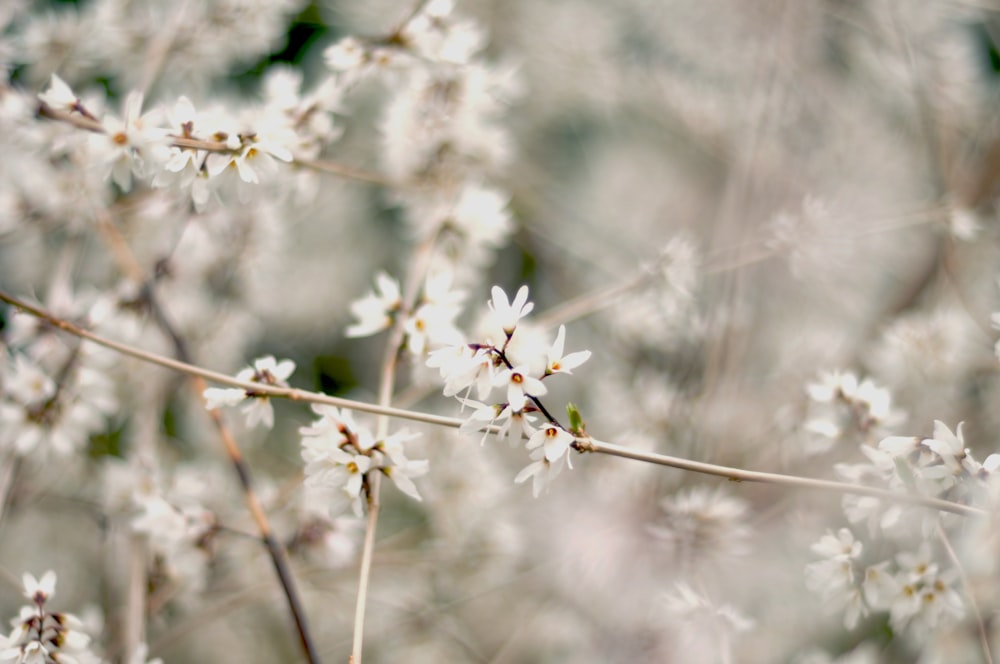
[0,288,988,520]
[580,437,984,517]
[0,453,19,526]
[351,231,440,664]
[936,522,995,664]
[349,473,381,664]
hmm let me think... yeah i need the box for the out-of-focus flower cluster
[806,419,1000,643]
[299,404,428,516]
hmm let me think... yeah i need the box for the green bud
[566,402,584,434]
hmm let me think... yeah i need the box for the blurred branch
[82,218,321,664]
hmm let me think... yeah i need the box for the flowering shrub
[3,1,1000,663]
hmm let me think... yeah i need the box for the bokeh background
[3,1,1000,662]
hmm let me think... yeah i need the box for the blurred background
[3,0,1000,662]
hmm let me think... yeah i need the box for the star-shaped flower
[489,285,533,336]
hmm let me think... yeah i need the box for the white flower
[861,561,898,611]
[37,74,78,113]
[403,272,465,355]
[98,91,169,192]
[299,404,360,440]
[489,285,534,336]
[495,404,537,446]
[493,364,546,410]
[545,325,591,376]
[4,354,55,406]
[378,430,429,501]
[22,571,57,604]
[810,527,862,561]
[325,36,366,71]
[302,440,372,517]
[427,344,494,399]
[202,387,246,411]
[805,528,866,629]
[514,445,568,497]
[2,570,97,664]
[885,547,964,633]
[346,272,402,338]
[450,183,512,249]
[525,423,574,463]
[923,420,966,470]
[202,356,294,429]
[457,397,503,443]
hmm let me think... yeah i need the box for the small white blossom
[37,74,78,113]
[514,445,568,497]
[493,364,546,410]
[805,528,866,629]
[525,423,574,463]
[427,344,494,399]
[97,91,169,192]
[495,404,537,446]
[21,571,57,604]
[302,439,372,517]
[202,356,294,429]
[489,285,534,336]
[545,324,591,376]
[379,430,429,501]
[346,272,402,338]
[457,397,503,444]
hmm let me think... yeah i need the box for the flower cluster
[837,420,1000,532]
[102,459,219,598]
[36,67,337,209]
[428,285,591,495]
[806,420,1000,635]
[0,571,99,664]
[325,0,521,277]
[806,529,963,633]
[299,405,428,517]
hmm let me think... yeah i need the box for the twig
[0,453,19,526]
[350,231,440,663]
[147,309,320,661]
[580,437,984,517]
[349,473,381,664]
[936,522,995,664]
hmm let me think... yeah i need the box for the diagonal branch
[0,288,986,519]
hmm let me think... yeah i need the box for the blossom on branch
[489,285,533,337]
[545,324,592,376]
[202,355,295,429]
